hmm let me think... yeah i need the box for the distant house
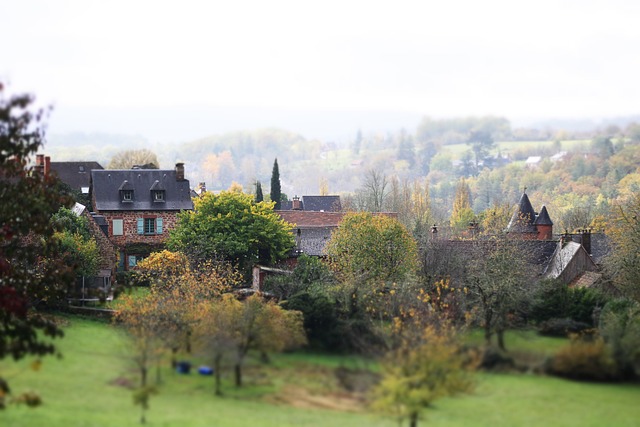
[525,156,542,168]
[90,163,193,270]
[506,192,554,240]
[279,195,342,212]
[48,157,104,196]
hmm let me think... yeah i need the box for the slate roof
[302,195,342,212]
[507,192,538,233]
[278,195,342,212]
[91,169,193,211]
[50,161,103,193]
[534,205,553,225]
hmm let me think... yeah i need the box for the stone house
[90,163,193,270]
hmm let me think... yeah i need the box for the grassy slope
[1,317,639,427]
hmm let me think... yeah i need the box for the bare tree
[107,149,160,169]
[361,169,388,212]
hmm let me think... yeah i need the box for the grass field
[1,316,639,427]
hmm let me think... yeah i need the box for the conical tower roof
[534,205,553,225]
[507,192,537,232]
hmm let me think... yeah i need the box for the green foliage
[56,230,100,277]
[326,212,418,285]
[0,85,72,369]
[606,193,640,302]
[270,158,282,210]
[282,290,344,352]
[255,180,264,203]
[599,298,640,378]
[167,191,294,274]
[529,280,609,325]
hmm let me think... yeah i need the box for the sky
[2,0,640,141]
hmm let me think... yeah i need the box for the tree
[107,149,159,169]
[465,239,535,350]
[326,212,418,285]
[372,321,475,427]
[254,180,264,203]
[196,294,305,390]
[467,129,495,173]
[167,191,294,274]
[450,179,475,232]
[0,85,74,383]
[606,193,640,303]
[361,169,388,212]
[113,294,164,424]
[134,250,241,362]
[270,158,282,210]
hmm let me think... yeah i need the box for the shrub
[599,298,640,379]
[538,318,592,337]
[549,335,619,381]
[530,280,609,325]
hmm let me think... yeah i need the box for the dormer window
[119,180,134,203]
[153,190,165,202]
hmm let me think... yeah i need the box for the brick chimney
[292,195,302,210]
[44,156,51,176]
[175,163,185,181]
[35,154,45,175]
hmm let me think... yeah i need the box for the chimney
[580,229,592,255]
[292,195,302,210]
[198,182,206,194]
[35,154,45,174]
[175,163,185,181]
[44,156,51,176]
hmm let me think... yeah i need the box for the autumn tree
[326,212,418,285]
[450,178,475,232]
[372,320,475,427]
[606,192,640,303]
[167,191,294,275]
[113,294,165,424]
[107,149,159,169]
[0,85,74,390]
[195,294,305,390]
[270,158,282,210]
[134,250,241,362]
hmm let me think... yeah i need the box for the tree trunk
[234,363,242,387]
[141,367,147,388]
[214,355,222,396]
[497,327,506,352]
[409,411,418,427]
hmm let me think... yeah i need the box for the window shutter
[156,217,163,234]
[129,255,136,267]
[137,218,144,234]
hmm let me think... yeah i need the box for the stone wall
[100,210,181,249]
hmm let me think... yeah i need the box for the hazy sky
[2,0,640,139]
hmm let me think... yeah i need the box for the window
[112,219,123,236]
[137,217,163,235]
[144,218,155,234]
[122,190,133,202]
[153,190,165,202]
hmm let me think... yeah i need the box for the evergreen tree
[270,158,282,210]
[255,180,264,203]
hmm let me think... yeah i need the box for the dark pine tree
[270,158,282,210]
[255,180,264,203]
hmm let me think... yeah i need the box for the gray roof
[91,169,193,211]
[50,161,103,192]
[534,205,553,226]
[279,195,342,212]
[302,196,342,212]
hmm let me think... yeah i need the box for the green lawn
[1,317,639,427]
